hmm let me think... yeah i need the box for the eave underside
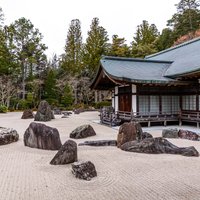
[92,70,193,90]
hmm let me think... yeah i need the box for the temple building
[91,37,200,127]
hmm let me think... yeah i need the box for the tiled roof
[146,37,200,77]
[100,56,176,84]
[95,37,200,86]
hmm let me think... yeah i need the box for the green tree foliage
[0,7,4,28]
[6,17,47,99]
[61,84,73,107]
[131,20,159,58]
[0,8,17,76]
[83,17,109,78]
[43,69,57,102]
[62,19,83,75]
[157,28,174,51]
[167,0,200,39]
[107,35,131,57]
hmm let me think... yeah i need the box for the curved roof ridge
[102,56,172,64]
[146,36,200,59]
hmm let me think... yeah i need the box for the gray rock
[72,161,97,181]
[178,129,200,141]
[69,124,96,139]
[34,100,55,122]
[141,132,153,140]
[53,108,62,115]
[117,122,142,148]
[21,109,34,119]
[61,115,68,118]
[162,128,179,138]
[0,127,19,145]
[121,137,199,157]
[24,122,62,150]
[50,140,77,165]
[79,140,117,146]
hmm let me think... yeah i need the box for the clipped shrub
[45,98,59,107]
[17,99,29,110]
[93,101,112,109]
[0,105,8,113]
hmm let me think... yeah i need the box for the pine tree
[157,28,174,51]
[131,20,159,58]
[167,0,200,40]
[43,69,57,104]
[6,17,47,99]
[107,35,131,57]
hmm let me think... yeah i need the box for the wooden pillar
[99,91,102,102]
[196,94,199,111]
[94,90,98,102]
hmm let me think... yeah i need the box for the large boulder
[21,109,34,119]
[0,127,19,145]
[178,129,200,141]
[69,124,96,139]
[50,140,77,165]
[71,161,97,181]
[117,122,142,148]
[79,140,117,146]
[162,128,179,138]
[121,137,199,157]
[24,122,62,150]
[34,100,55,122]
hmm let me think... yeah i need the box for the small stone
[178,129,200,141]
[50,140,77,165]
[71,161,97,181]
[78,140,117,146]
[69,124,96,139]
[34,100,54,122]
[0,127,19,145]
[162,128,179,138]
[21,109,34,119]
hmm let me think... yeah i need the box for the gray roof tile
[147,37,200,77]
[101,57,175,83]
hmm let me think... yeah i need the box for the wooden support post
[197,122,199,129]
[164,120,167,127]
[179,119,182,126]
[148,121,151,127]
[110,113,112,127]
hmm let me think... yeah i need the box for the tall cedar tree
[167,0,200,40]
[0,9,13,75]
[83,17,109,78]
[63,19,83,75]
[157,28,174,51]
[131,20,159,58]
[107,35,131,57]
[6,17,47,99]
[43,69,57,102]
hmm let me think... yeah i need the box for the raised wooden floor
[100,109,200,128]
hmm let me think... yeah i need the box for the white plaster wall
[132,84,137,113]
[112,91,114,108]
[114,86,118,111]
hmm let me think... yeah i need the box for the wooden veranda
[100,108,200,128]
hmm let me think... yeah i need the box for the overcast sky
[1,0,179,58]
